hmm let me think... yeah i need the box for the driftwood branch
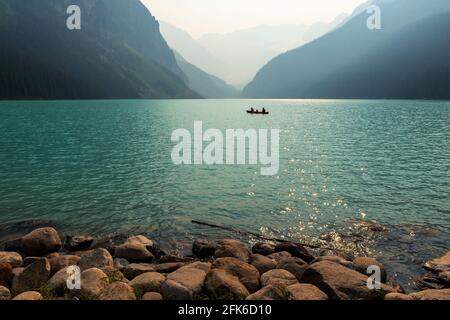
[191,219,347,253]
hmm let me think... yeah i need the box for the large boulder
[115,236,154,262]
[100,281,136,300]
[251,254,276,275]
[47,267,71,294]
[11,258,51,294]
[76,268,109,299]
[78,248,113,270]
[49,255,80,275]
[212,257,260,292]
[287,283,328,300]
[246,285,290,300]
[192,239,216,258]
[0,285,11,300]
[0,262,13,287]
[274,242,314,263]
[64,235,94,251]
[252,242,275,256]
[205,269,249,300]
[0,252,23,267]
[113,258,129,272]
[153,262,187,274]
[300,261,395,300]
[261,269,298,288]
[215,240,251,263]
[353,257,387,283]
[409,289,450,300]
[424,252,450,273]
[13,291,43,300]
[21,228,62,256]
[130,272,165,293]
[276,257,307,281]
[161,262,210,300]
[124,263,154,280]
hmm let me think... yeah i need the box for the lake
[0,99,449,290]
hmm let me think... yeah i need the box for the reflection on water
[0,99,449,291]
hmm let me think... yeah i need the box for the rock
[12,258,51,294]
[300,261,395,300]
[385,292,414,300]
[437,271,450,286]
[47,267,71,294]
[252,242,275,256]
[154,262,187,274]
[353,257,387,283]
[251,254,276,275]
[130,272,165,293]
[13,291,43,300]
[3,238,23,252]
[21,227,62,256]
[276,257,308,281]
[101,266,125,282]
[192,239,216,258]
[115,236,154,262]
[311,256,353,269]
[78,248,113,270]
[274,242,314,263]
[0,285,11,300]
[409,289,450,300]
[0,262,13,287]
[23,257,42,267]
[76,268,109,299]
[161,263,210,300]
[260,269,298,288]
[0,251,23,267]
[100,282,136,300]
[64,235,94,251]
[205,269,249,300]
[424,252,450,273]
[142,292,163,300]
[49,255,80,275]
[12,267,24,277]
[246,285,290,300]
[212,257,260,292]
[158,255,195,264]
[267,251,292,263]
[287,283,328,300]
[113,258,129,272]
[124,263,155,280]
[215,240,251,263]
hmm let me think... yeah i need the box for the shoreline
[0,225,449,301]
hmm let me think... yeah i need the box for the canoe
[246,110,269,115]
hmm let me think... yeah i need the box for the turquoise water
[0,99,449,287]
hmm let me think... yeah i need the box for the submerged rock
[192,239,216,258]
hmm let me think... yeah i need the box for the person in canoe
[262,108,266,113]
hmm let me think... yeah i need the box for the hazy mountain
[243,0,450,99]
[0,0,198,99]
[174,52,238,98]
[161,14,348,86]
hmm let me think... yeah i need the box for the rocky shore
[0,226,449,301]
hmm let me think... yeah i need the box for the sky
[143,0,368,38]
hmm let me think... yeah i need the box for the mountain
[174,52,238,98]
[0,0,198,99]
[243,0,450,99]
[161,14,348,86]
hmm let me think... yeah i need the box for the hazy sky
[143,0,367,38]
